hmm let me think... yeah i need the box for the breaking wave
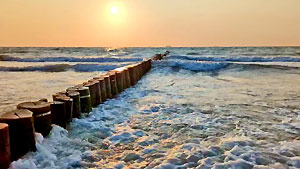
[156,60,300,72]
[0,63,130,72]
[171,55,300,62]
[166,60,230,72]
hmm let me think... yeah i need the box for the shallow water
[1,47,300,168]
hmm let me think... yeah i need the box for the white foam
[172,55,300,63]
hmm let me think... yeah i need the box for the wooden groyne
[0,58,154,168]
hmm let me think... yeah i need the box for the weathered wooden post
[93,77,107,102]
[17,101,52,137]
[78,87,92,113]
[66,91,81,118]
[103,75,112,99]
[0,123,11,169]
[135,62,142,81]
[50,101,66,128]
[53,94,73,124]
[0,109,36,161]
[133,63,138,81]
[115,67,131,89]
[17,101,50,115]
[138,62,143,79]
[143,60,149,74]
[124,68,131,89]
[127,65,137,86]
[110,69,125,93]
[107,72,119,96]
[88,79,102,105]
[146,59,152,72]
[83,82,97,108]
[141,61,146,75]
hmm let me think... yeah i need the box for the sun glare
[111,6,119,14]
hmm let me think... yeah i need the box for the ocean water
[1,47,300,168]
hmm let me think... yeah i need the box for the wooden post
[0,123,11,169]
[135,63,141,80]
[138,62,143,79]
[121,70,127,90]
[0,109,36,161]
[50,101,66,128]
[93,77,107,102]
[124,68,131,89]
[113,70,124,93]
[147,59,152,72]
[66,87,77,93]
[143,60,149,73]
[78,87,92,113]
[66,91,81,118]
[34,112,52,136]
[127,65,137,86]
[141,62,146,75]
[103,76,112,99]
[88,79,102,105]
[83,82,97,108]
[107,72,119,97]
[145,60,149,72]
[17,101,52,136]
[53,94,73,124]
[113,68,131,90]
[17,101,50,115]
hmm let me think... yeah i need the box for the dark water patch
[0,55,11,61]
[186,52,200,56]
[0,64,71,72]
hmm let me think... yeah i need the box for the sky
[0,0,300,47]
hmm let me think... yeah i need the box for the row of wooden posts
[0,59,152,169]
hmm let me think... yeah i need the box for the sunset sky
[0,0,300,47]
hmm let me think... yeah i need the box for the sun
[111,6,119,14]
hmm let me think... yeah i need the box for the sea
[0,47,300,169]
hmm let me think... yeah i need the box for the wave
[72,63,129,72]
[0,60,229,73]
[3,61,295,73]
[157,60,300,72]
[162,60,230,72]
[0,63,131,72]
[171,55,300,62]
[0,55,142,63]
[0,64,71,72]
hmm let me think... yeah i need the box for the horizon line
[0,45,299,48]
